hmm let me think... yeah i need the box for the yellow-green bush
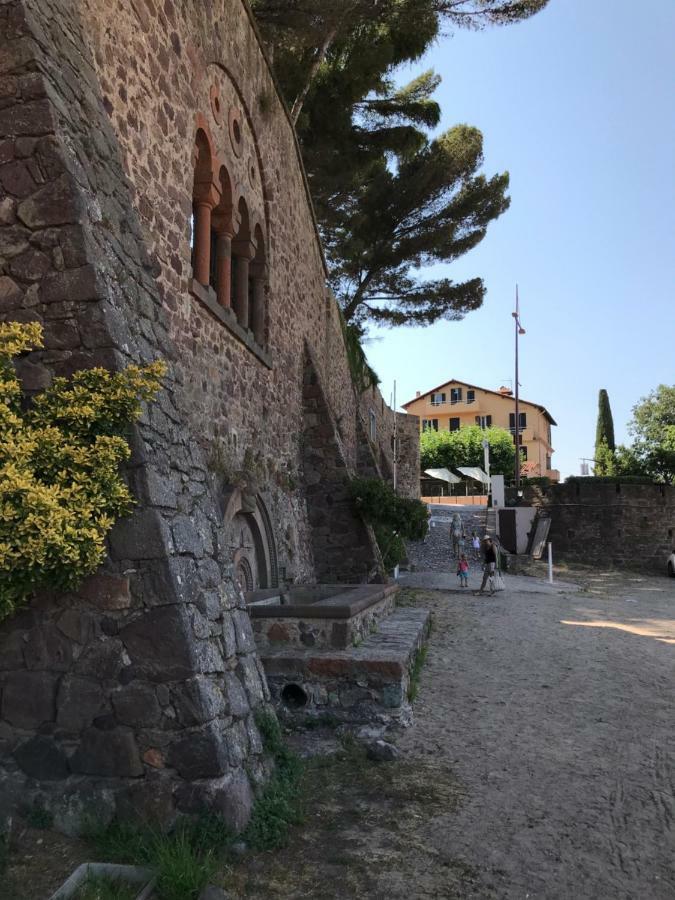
[0,322,165,621]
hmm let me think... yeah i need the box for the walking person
[451,514,464,558]
[471,530,481,561]
[457,553,470,588]
[474,535,497,596]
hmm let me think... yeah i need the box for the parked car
[668,551,675,577]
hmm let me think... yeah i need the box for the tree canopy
[251,0,549,329]
[420,425,517,476]
[628,384,675,483]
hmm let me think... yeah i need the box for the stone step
[260,607,431,724]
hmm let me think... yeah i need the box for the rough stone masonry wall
[525,482,675,570]
[358,383,421,501]
[0,0,416,829]
[0,0,273,833]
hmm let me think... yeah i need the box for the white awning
[423,468,462,484]
[456,466,490,485]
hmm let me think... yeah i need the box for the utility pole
[512,285,526,492]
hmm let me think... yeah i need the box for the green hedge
[348,477,428,569]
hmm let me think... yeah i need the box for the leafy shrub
[348,476,428,568]
[0,322,165,620]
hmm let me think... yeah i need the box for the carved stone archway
[222,488,278,593]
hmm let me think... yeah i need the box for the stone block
[56,608,97,644]
[222,672,249,718]
[0,225,30,260]
[0,275,22,311]
[23,624,73,672]
[232,609,256,655]
[0,37,35,77]
[70,727,143,777]
[167,722,229,779]
[172,515,204,556]
[14,357,51,390]
[39,264,97,303]
[211,770,253,833]
[18,172,82,227]
[112,683,161,728]
[194,639,225,674]
[115,775,175,826]
[146,555,200,606]
[74,638,124,680]
[13,735,69,780]
[0,96,54,137]
[2,670,57,729]
[0,159,35,198]
[0,196,16,224]
[56,675,107,732]
[237,656,265,708]
[109,509,172,561]
[120,604,195,682]
[78,573,131,610]
[172,675,225,726]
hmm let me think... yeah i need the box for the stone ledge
[189,278,272,369]
[261,607,431,695]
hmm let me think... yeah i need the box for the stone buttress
[0,0,419,829]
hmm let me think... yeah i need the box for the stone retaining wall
[525,482,675,570]
[0,0,418,829]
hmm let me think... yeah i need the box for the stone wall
[358,384,420,500]
[525,481,675,570]
[0,0,417,828]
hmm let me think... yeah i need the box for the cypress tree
[595,389,616,455]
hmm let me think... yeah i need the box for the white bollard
[547,541,553,584]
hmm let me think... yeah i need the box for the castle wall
[0,0,415,829]
[525,482,675,571]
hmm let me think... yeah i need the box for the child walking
[457,553,469,588]
[471,530,481,561]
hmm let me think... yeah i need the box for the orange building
[403,379,559,481]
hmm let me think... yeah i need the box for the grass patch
[152,830,217,900]
[408,645,428,702]
[85,711,305,889]
[72,873,139,900]
[84,816,224,900]
[243,712,305,850]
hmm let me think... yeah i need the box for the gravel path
[396,569,675,899]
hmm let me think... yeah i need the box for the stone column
[250,267,266,345]
[233,241,254,329]
[214,230,233,308]
[193,202,212,286]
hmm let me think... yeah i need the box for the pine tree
[251,0,550,328]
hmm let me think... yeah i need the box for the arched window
[210,165,235,308]
[189,125,269,361]
[191,130,218,289]
[231,197,254,331]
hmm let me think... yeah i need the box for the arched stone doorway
[222,488,278,593]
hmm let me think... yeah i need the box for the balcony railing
[430,397,476,406]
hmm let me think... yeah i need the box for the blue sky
[365,0,675,479]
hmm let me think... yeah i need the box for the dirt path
[231,570,675,899]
